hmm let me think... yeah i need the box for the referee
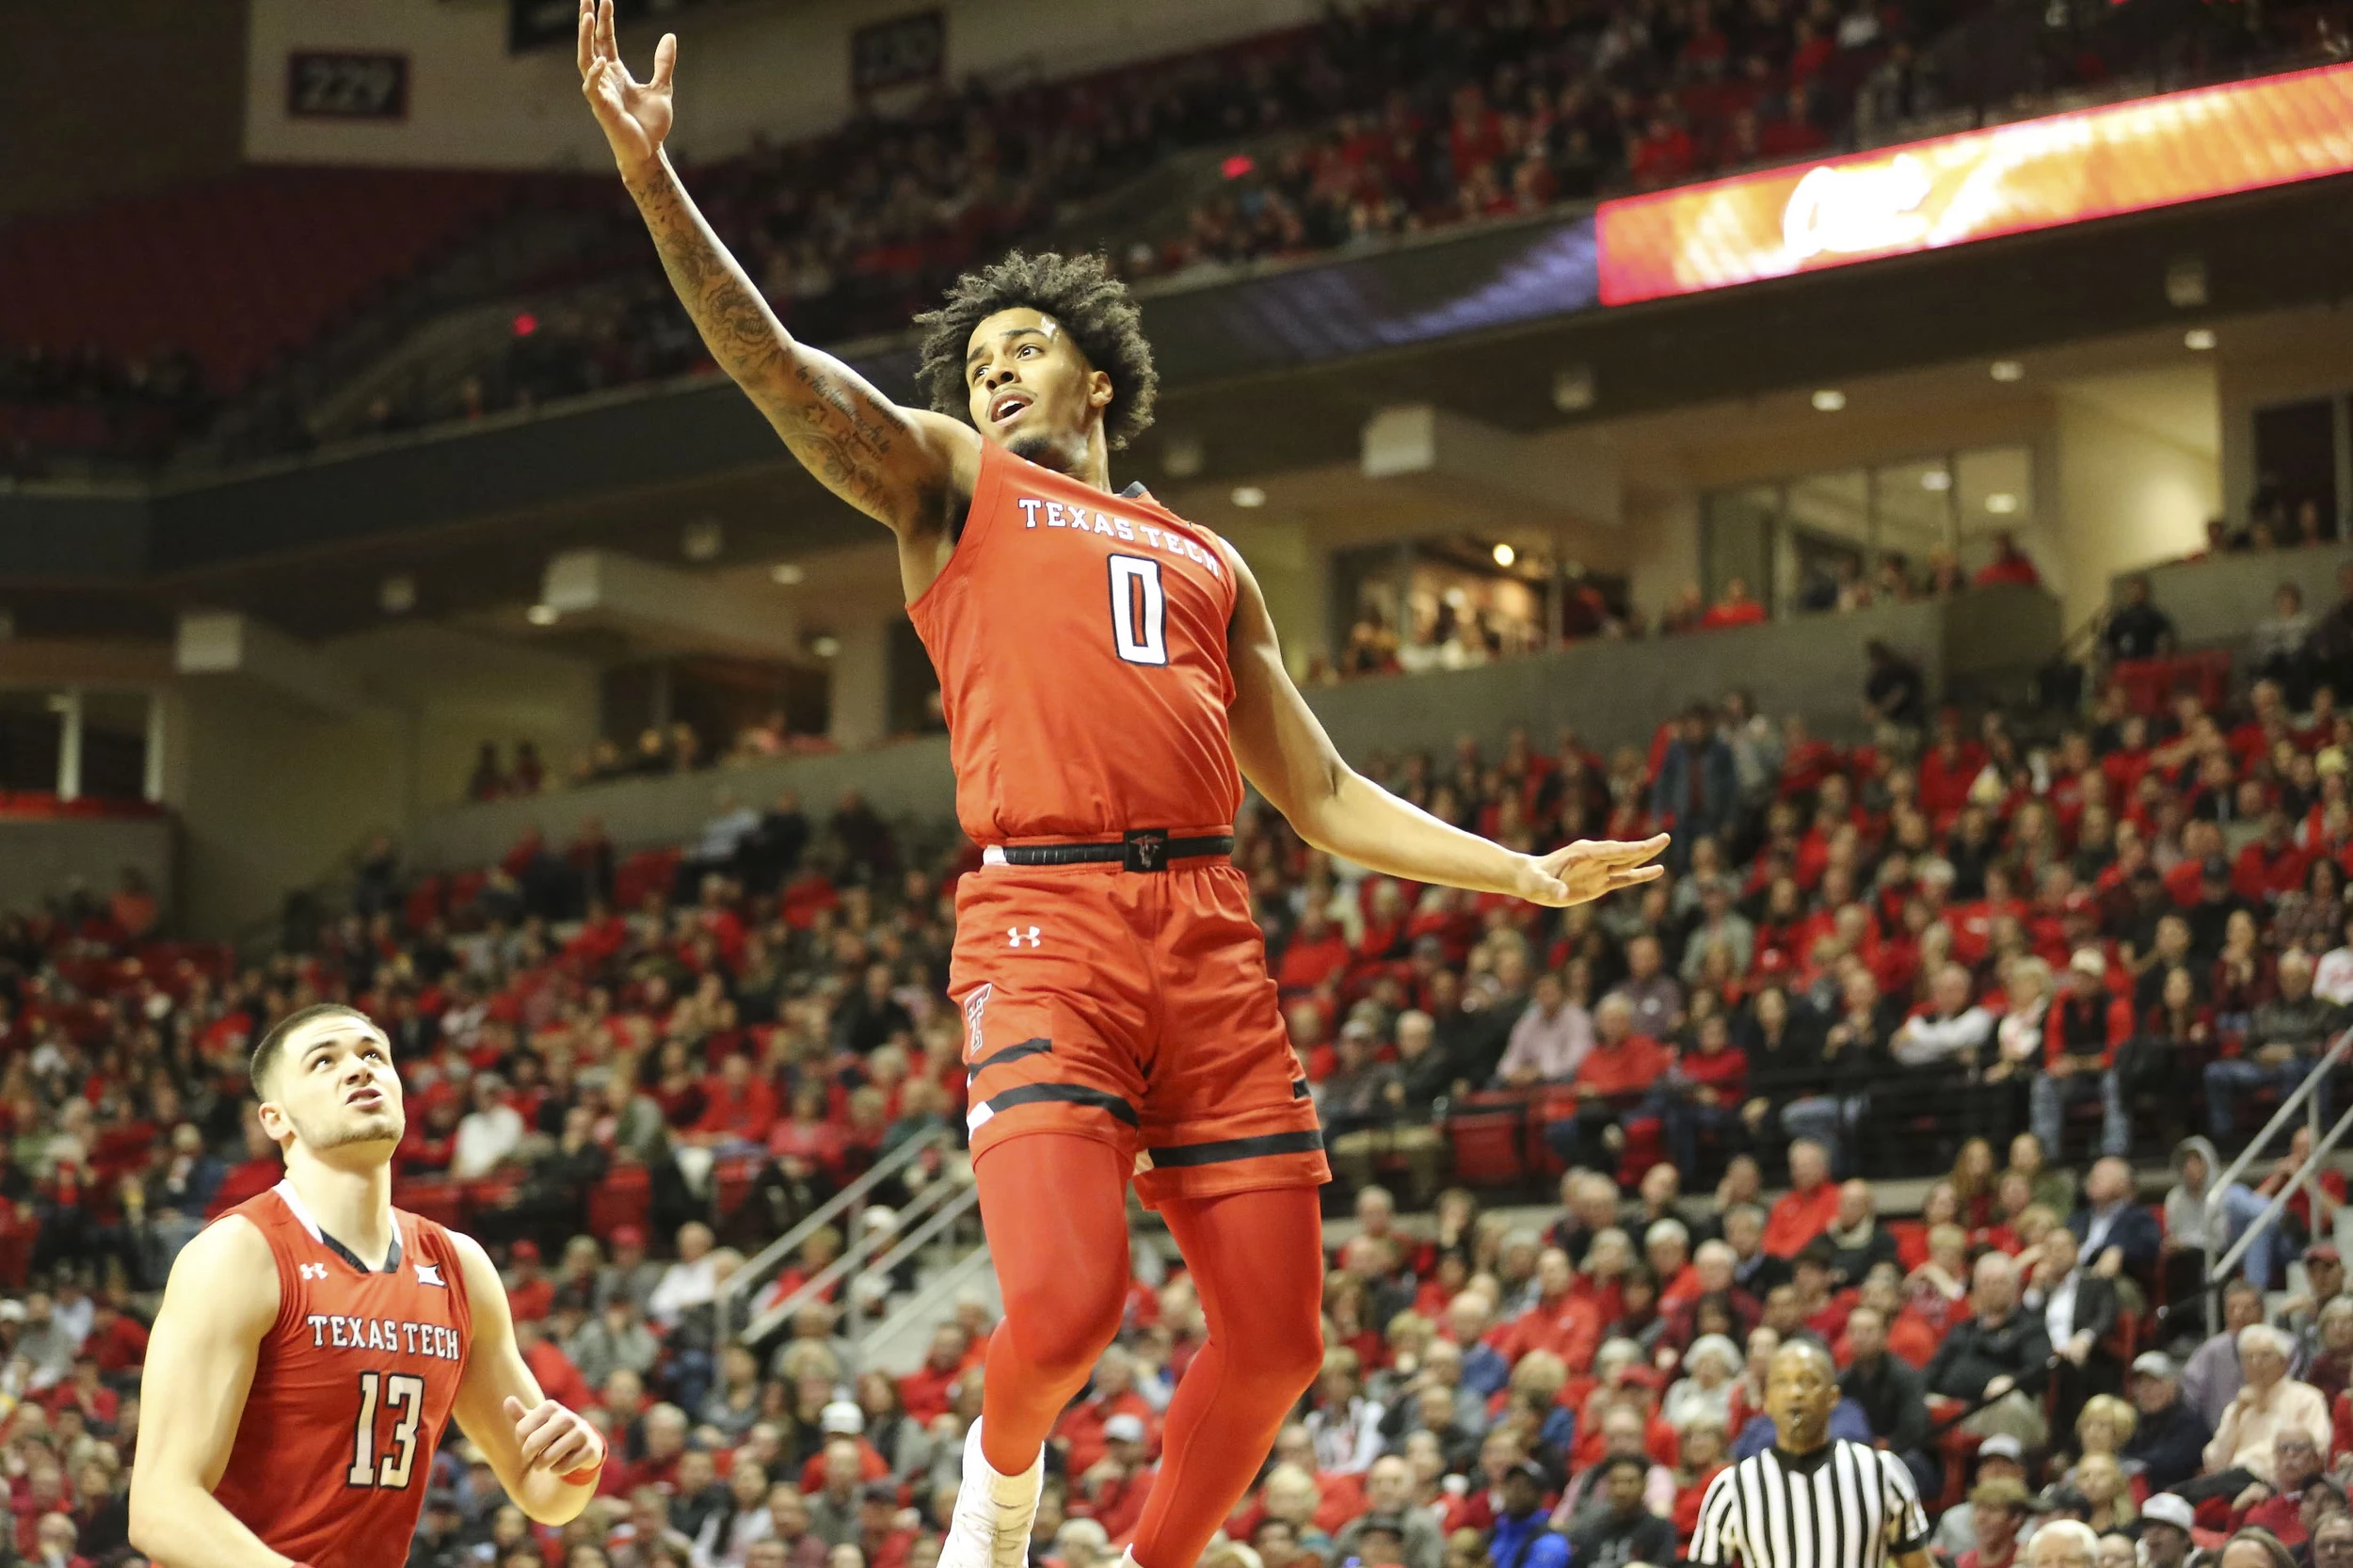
[1691,1340,1934,1568]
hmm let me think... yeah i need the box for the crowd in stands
[18,557,2353,1561]
[1325,532,2043,683]
[8,0,2312,472]
[0,343,212,481]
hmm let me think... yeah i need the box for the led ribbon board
[1596,62,2353,306]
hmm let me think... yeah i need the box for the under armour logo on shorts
[299,1262,328,1281]
[1008,926,1042,948]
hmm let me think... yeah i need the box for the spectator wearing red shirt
[1054,1346,1159,1480]
[797,1407,891,1492]
[1542,996,1671,1173]
[1974,533,2043,587]
[1662,1015,1749,1177]
[1764,1140,1842,1257]
[694,1052,779,1146]
[504,1239,554,1323]
[1071,1414,1157,1544]
[2236,807,2313,905]
[517,1315,593,1413]
[1918,732,1988,828]
[1494,1248,1606,1371]
[898,1322,972,1425]
[81,1301,146,1376]
[2030,948,2133,1160]
[1276,904,1352,996]
[1699,578,1769,631]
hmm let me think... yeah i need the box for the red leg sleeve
[1128,1184,1327,1568]
[974,1134,1134,1476]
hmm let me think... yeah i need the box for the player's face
[964,308,1111,473]
[262,1018,405,1158]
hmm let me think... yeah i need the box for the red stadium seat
[589,1164,653,1237]
[713,1156,761,1224]
[394,1180,465,1230]
[1445,1109,1526,1190]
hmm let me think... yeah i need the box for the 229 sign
[287,52,410,121]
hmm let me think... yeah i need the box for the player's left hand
[1515,835,1670,906]
[504,1395,602,1479]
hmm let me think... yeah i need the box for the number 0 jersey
[908,440,1244,844]
[189,1181,475,1568]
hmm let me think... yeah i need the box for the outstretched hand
[578,0,676,176]
[1516,834,1670,907]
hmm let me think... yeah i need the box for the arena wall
[0,0,245,220]
[243,0,1325,172]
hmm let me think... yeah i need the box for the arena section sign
[1596,61,2353,306]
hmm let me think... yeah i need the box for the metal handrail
[838,1181,984,1375]
[721,1125,951,1334]
[858,1238,997,1370]
[734,1155,966,1346]
[2205,1029,2353,1283]
[2212,1103,2353,1284]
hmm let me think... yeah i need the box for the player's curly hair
[912,250,1159,450]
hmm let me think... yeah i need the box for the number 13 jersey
[198,1181,474,1568]
[909,440,1244,844]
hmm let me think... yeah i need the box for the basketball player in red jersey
[580,7,1666,1567]
[126,1005,606,1568]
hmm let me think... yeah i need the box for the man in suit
[2069,1158,2162,1294]
[2024,1224,2119,1436]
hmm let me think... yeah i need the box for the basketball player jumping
[126,1005,605,1568]
[580,6,1668,1567]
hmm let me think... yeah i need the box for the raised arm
[577,0,978,547]
[447,1230,603,1526]
[125,1217,290,1568]
[1222,544,1666,904]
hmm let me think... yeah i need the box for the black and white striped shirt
[1690,1440,1930,1568]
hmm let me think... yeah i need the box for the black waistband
[998,830,1235,872]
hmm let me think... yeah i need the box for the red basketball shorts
[950,853,1330,1208]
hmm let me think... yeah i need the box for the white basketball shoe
[939,1418,1046,1568]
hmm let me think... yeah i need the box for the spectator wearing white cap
[1072,1412,1155,1544]
[1929,1435,2028,1559]
[2139,1495,2199,1568]
[1055,1517,1112,1568]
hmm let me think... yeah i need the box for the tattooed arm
[577,0,977,549]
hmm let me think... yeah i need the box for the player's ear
[254,1098,292,1145]
[1086,367,1113,413]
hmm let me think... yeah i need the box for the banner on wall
[1596,61,2353,306]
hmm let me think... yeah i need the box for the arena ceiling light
[2185,328,2217,350]
[378,574,417,615]
[1920,471,1952,491]
[770,563,807,585]
[1161,435,1204,478]
[1990,360,2025,382]
[526,603,560,627]
[682,519,725,562]
[1492,542,1516,567]
[1231,486,1267,508]
[810,634,842,659]
[1985,493,2021,515]
[1811,389,1847,412]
